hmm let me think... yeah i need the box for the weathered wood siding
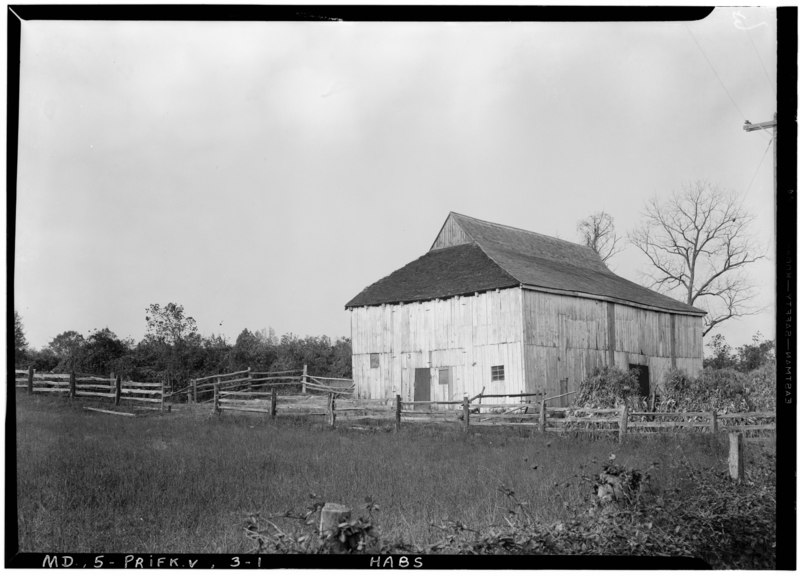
[522,290,703,404]
[521,291,609,405]
[430,214,471,251]
[351,288,525,400]
[612,303,703,386]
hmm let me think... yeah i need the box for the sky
[13,7,778,353]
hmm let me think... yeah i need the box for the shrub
[658,366,772,413]
[575,367,646,409]
[745,360,776,412]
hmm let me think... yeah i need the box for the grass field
[13,394,775,558]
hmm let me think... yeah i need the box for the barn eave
[520,283,706,317]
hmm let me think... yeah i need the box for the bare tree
[577,211,621,264]
[629,181,765,336]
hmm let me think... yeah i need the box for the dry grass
[13,394,770,554]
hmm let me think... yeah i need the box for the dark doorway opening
[629,364,650,398]
[414,368,431,410]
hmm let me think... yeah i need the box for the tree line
[13,304,352,389]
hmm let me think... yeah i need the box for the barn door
[630,364,650,398]
[414,368,431,410]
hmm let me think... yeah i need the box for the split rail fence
[15,367,166,412]
[203,375,775,438]
[190,366,354,405]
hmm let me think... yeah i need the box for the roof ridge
[450,211,597,253]
[467,234,525,285]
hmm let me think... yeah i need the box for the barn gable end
[430,212,473,251]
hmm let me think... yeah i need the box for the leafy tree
[197,334,233,376]
[80,328,130,375]
[230,329,277,372]
[14,311,28,367]
[735,331,774,372]
[330,338,352,378]
[145,303,198,345]
[577,211,621,264]
[47,330,86,372]
[271,333,305,373]
[143,303,202,388]
[629,181,764,336]
[704,333,737,370]
[26,348,59,372]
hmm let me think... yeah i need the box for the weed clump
[658,364,775,413]
[244,495,381,554]
[575,367,645,409]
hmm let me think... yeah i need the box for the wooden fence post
[328,392,336,428]
[539,400,547,433]
[395,394,402,432]
[114,375,122,406]
[618,404,628,442]
[213,382,220,414]
[462,395,470,431]
[160,379,165,413]
[270,388,277,419]
[27,366,34,395]
[302,364,308,395]
[709,410,718,433]
[69,371,76,399]
[728,432,744,481]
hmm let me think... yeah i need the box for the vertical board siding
[522,291,609,400]
[430,215,471,251]
[350,288,524,400]
[351,287,703,402]
[520,291,703,402]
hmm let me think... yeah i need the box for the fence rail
[208,383,775,437]
[190,365,354,404]
[16,368,165,413]
[18,367,775,436]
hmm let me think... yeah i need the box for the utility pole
[743,112,777,230]
[743,112,777,195]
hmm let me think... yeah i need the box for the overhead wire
[683,23,772,143]
[745,27,777,100]
[743,135,773,199]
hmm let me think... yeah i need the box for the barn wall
[612,303,703,385]
[521,290,704,405]
[350,288,525,400]
[521,291,609,405]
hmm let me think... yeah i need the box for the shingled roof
[346,212,705,316]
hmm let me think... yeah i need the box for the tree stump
[319,503,351,536]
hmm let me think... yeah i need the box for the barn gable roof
[345,243,519,308]
[347,212,705,316]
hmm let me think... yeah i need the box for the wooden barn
[345,212,705,405]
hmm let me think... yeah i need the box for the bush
[745,360,776,412]
[575,366,646,410]
[657,366,772,413]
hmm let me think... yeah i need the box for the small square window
[370,354,380,369]
[491,365,505,382]
[439,368,450,386]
